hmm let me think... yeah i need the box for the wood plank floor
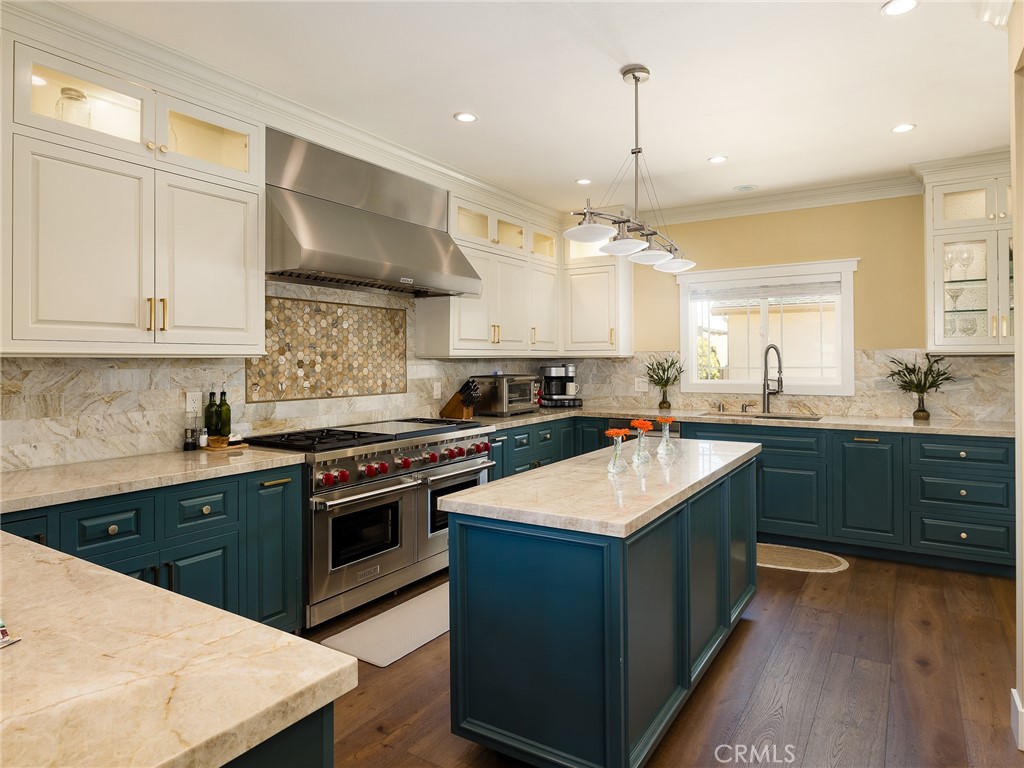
[303,556,1023,768]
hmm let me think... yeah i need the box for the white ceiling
[60,1,1010,214]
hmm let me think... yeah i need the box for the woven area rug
[321,583,448,667]
[757,543,849,573]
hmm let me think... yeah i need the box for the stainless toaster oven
[471,375,540,417]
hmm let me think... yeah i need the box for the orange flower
[656,416,674,425]
[605,428,630,438]
[630,418,653,433]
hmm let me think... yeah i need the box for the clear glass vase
[632,430,651,464]
[657,422,673,456]
[607,435,627,473]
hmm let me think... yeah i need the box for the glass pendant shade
[564,220,618,243]
[600,237,648,256]
[653,257,697,273]
[628,245,673,265]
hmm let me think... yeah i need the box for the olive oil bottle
[216,385,231,437]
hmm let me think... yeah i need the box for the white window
[677,259,858,396]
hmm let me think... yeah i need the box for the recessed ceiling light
[31,75,47,86]
[733,184,759,193]
[453,112,478,123]
[892,123,916,133]
[880,0,919,16]
[707,155,728,164]
[575,178,592,185]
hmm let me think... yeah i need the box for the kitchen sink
[700,411,822,422]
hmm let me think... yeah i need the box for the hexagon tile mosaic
[246,297,407,402]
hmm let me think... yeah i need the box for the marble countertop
[474,408,1015,438]
[0,532,357,768]
[439,438,761,538]
[1,448,305,515]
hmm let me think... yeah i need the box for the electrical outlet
[433,381,442,399]
[185,391,202,414]
[634,378,649,393]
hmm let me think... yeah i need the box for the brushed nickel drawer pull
[959,489,967,496]
[201,505,212,515]
[853,437,879,443]
[960,532,968,539]
[959,451,967,458]
[107,524,119,536]
[260,477,292,488]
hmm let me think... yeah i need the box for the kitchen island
[0,532,356,768]
[440,438,761,768]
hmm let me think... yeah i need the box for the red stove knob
[455,446,466,457]
[445,448,457,460]
[478,442,490,453]
[377,461,389,474]
[397,457,412,469]
[318,472,335,487]
[336,469,350,483]
[363,464,378,478]
[425,451,438,463]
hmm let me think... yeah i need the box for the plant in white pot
[886,354,955,421]
[646,355,684,411]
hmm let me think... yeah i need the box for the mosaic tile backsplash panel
[246,297,406,402]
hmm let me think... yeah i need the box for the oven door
[416,458,494,560]
[309,477,420,606]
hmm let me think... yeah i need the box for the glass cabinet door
[528,226,558,264]
[931,180,998,230]
[155,95,258,183]
[998,233,1013,343]
[14,44,155,158]
[449,198,525,256]
[933,232,999,348]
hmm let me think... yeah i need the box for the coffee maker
[539,364,583,408]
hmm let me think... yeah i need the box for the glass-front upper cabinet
[13,44,259,184]
[931,231,1013,351]
[931,177,1012,230]
[527,225,558,265]
[449,197,526,257]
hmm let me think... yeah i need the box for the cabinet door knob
[959,451,967,458]
[146,140,156,150]
[999,212,1007,218]
[159,144,169,153]
[201,505,212,515]
[960,532,968,539]
[989,213,996,220]
[108,524,119,536]
[959,489,967,496]
[491,238,500,244]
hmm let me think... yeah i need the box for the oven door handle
[424,461,496,485]
[311,479,422,511]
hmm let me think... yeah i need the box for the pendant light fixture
[564,65,694,274]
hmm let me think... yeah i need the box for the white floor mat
[321,583,449,667]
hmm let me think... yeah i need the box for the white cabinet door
[493,257,528,351]
[931,179,999,230]
[527,224,559,265]
[11,135,155,343]
[452,250,493,350]
[449,197,526,258]
[528,263,559,351]
[563,266,616,351]
[155,174,261,346]
[156,94,260,184]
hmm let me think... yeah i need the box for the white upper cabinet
[526,225,559,266]
[931,176,1012,230]
[528,263,559,351]
[449,197,527,258]
[562,261,633,356]
[13,43,260,185]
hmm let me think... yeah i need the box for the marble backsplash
[0,279,1015,470]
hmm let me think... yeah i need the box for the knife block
[439,393,474,420]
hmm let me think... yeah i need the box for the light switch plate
[433,381,442,399]
[634,378,649,393]
[185,391,202,414]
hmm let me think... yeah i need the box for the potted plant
[646,355,684,410]
[886,353,955,421]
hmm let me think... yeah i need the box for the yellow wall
[633,195,925,351]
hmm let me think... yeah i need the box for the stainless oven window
[427,477,478,535]
[330,503,401,569]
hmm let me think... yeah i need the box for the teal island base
[448,459,757,768]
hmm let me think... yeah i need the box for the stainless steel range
[246,418,494,627]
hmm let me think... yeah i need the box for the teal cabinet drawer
[509,430,532,455]
[909,436,1013,471]
[2,514,49,546]
[910,511,1013,562]
[910,471,1012,513]
[60,496,156,558]
[163,481,239,538]
[684,425,825,457]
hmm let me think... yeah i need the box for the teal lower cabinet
[1,465,304,631]
[486,431,509,481]
[556,419,576,460]
[574,417,609,456]
[830,432,904,545]
[449,459,756,768]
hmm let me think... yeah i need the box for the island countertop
[0,532,357,768]
[439,438,761,538]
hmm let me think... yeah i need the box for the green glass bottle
[216,387,231,437]
[204,391,219,434]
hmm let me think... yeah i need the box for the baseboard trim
[1011,688,1024,749]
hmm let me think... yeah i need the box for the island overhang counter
[439,438,762,768]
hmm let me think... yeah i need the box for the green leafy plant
[886,354,955,395]
[646,355,684,389]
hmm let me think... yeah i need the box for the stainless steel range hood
[265,128,480,297]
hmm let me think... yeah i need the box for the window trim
[676,259,859,396]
